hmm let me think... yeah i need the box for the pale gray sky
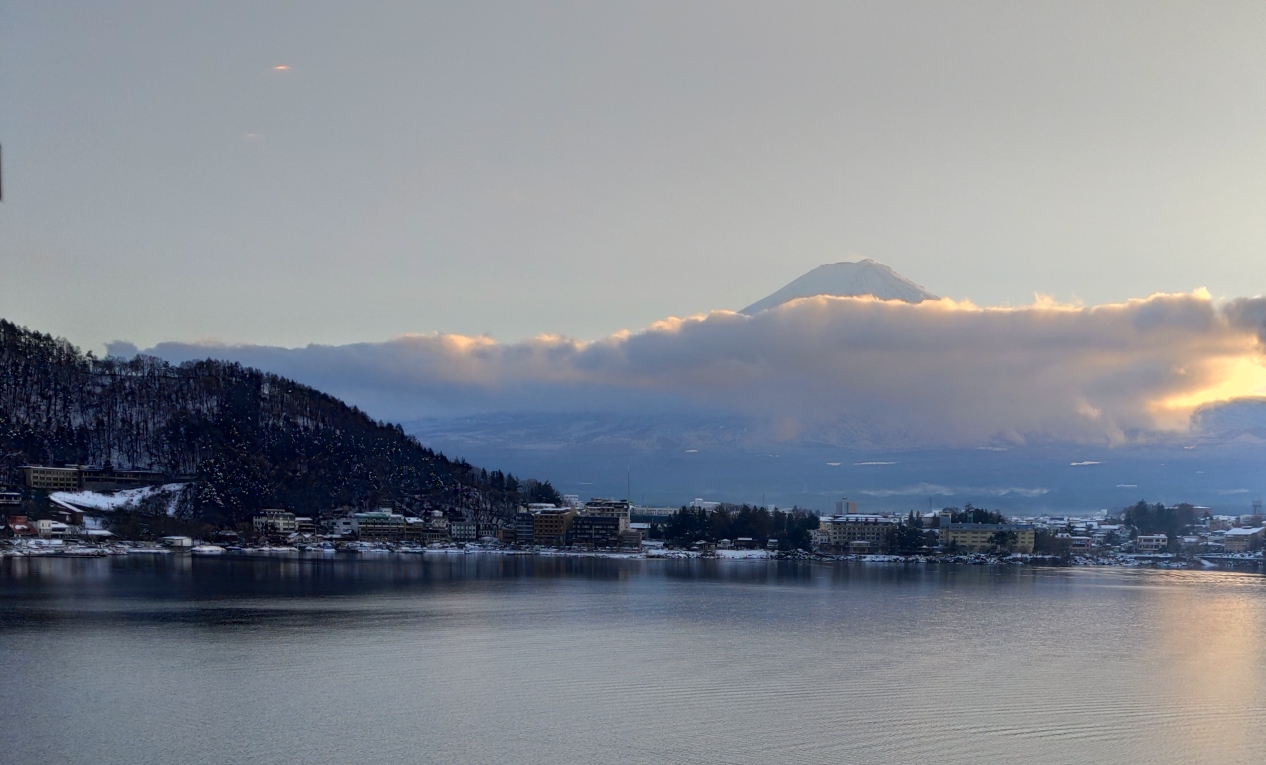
[3,1,1266,352]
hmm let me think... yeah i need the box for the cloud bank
[125,292,1266,448]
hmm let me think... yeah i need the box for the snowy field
[49,483,187,515]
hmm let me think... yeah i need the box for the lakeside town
[2,463,1263,570]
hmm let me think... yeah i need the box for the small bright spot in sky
[1071,461,1101,466]
[826,462,841,466]
[684,449,697,453]
[273,65,290,71]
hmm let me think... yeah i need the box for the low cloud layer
[861,484,1051,498]
[123,292,1266,448]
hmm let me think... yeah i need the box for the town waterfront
[2,555,1265,765]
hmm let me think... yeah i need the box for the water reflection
[1,556,1264,765]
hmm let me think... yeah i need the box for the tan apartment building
[532,508,577,546]
[1223,526,1264,553]
[818,514,896,552]
[20,464,166,492]
[1133,534,1169,553]
[940,523,1035,553]
[20,466,83,491]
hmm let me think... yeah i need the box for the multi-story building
[20,466,83,491]
[514,511,536,545]
[353,510,407,541]
[569,515,621,548]
[19,464,165,492]
[582,499,632,532]
[79,466,165,491]
[1068,536,1094,552]
[817,514,896,552]
[34,519,70,539]
[1223,526,1264,553]
[1134,534,1170,553]
[253,510,298,536]
[533,508,577,546]
[619,527,645,548]
[450,518,478,543]
[940,523,1036,553]
[406,519,450,545]
[333,516,357,537]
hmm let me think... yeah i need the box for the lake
[2,554,1265,764]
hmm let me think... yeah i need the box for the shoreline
[2,541,1262,571]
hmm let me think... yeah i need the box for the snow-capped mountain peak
[740,259,937,314]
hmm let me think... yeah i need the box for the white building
[450,518,478,543]
[582,499,631,532]
[1134,534,1169,553]
[253,510,298,535]
[34,519,69,539]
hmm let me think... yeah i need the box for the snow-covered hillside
[50,483,189,516]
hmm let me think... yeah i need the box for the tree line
[655,504,821,550]
[0,319,558,525]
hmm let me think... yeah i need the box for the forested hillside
[0,320,557,523]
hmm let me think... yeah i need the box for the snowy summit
[739,259,938,314]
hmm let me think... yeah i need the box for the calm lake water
[2,554,1265,765]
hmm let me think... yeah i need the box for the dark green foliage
[988,529,1019,550]
[885,523,930,554]
[1123,501,1202,538]
[0,319,547,523]
[662,504,819,550]
[103,511,216,541]
[949,503,1008,525]
[1033,529,1070,556]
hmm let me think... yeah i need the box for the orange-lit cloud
[133,291,1266,448]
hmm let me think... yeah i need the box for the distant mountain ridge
[741,259,937,314]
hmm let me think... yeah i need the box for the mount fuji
[740,259,937,314]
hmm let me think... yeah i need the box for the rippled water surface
[2,555,1265,764]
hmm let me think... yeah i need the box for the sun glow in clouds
[139,289,1266,448]
[1151,355,1266,420]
